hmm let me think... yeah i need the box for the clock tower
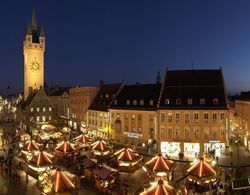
[23,9,45,100]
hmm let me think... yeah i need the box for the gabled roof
[110,83,162,110]
[159,69,228,109]
[89,83,123,111]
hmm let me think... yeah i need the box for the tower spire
[40,25,45,37]
[26,23,32,35]
[31,8,37,30]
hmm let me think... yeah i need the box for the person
[2,186,7,195]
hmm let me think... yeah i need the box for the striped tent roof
[92,139,110,152]
[115,147,140,162]
[30,151,53,167]
[55,140,75,154]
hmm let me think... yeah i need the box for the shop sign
[124,132,142,138]
[209,140,220,143]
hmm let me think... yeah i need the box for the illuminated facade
[88,82,123,138]
[234,92,250,150]
[23,9,45,101]
[69,86,98,130]
[158,69,229,156]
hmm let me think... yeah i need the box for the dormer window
[140,99,144,106]
[133,100,137,105]
[213,98,218,105]
[200,98,205,105]
[126,100,130,105]
[188,98,193,105]
[165,99,170,105]
[176,99,181,105]
[149,99,154,106]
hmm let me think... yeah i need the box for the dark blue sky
[0,0,250,95]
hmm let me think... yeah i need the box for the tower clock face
[30,58,41,72]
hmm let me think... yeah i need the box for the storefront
[204,141,225,156]
[161,142,180,155]
[184,143,200,156]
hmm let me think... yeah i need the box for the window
[133,99,137,105]
[194,113,199,122]
[194,128,199,139]
[204,113,209,121]
[140,99,144,105]
[117,113,120,118]
[100,121,102,127]
[168,128,172,138]
[30,117,33,122]
[124,126,128,132]
[212,129,217,139]
[43,107,46,112]
[42,116,46,122]
[114,100,117,105]
[212,113,217,121]
[131,114,135,120]
[220,113,225,120]
[185,128,190,139]
[37,107,40,112]
[100,113,103,118]
[184,113,189,123]
[165,99,170,105]
[132,127,136,132]
[175,128,180,138]
[188,98,193,105]
[125,113,129,120]
[138,115,142,121]
[160,128,165,138]
[149,99,154,106]
[176,98,181,105]
[104,122,107,128]
[213,98,218,105]
[36,116,40,122]
[126,100,130,105]
[204,127,209,139]
[160,113,165,122]
[30,107,33,112]
[175,113,180,123]
[168,113,173,123]
[49,107,52,111]
[138,127,142,133]
[149,115,154,122]
[200,99,205,105]
[111,113,114,118]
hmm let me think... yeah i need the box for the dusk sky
[0,0,250,94]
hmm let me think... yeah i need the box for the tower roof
[40,25,45,37]
[31,8,37,30]
[26,24,32,35]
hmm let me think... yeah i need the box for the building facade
[234,92,250,150]
[69,86,98,131]
[88,82,123,139]
[108,84,162,151]
[158,69,229,156]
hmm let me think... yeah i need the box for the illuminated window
[42,116,46,122]
[30,117,33,121]
[194,113,199,122]
[30,107,33,112]
[49,107,52,111]
[149,99,154,106]
[160,113,165,122]
[43,107,46,112]
[138,127,142,133]
[126,100,130,105]
[213,98,218,105]
[125,113,129,120]
[168,113,173,123]
[165,99,170,105]
[140,99,144,105]
[100,113,102,118]
[200,99,205,105]
[37,107,40,112]
[133,100,137,105]
[188,98,192,105]
[175,113,180,123]
[184,113,189,123]
[36,116,40,122]
[131,114,135,120]
[49,116,52,120]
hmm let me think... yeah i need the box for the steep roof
[89,83,122,111]
[159,69,228,109]
[110,83,162,110]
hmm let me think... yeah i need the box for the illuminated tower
[23,9,45,100]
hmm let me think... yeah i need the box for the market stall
[54,139,76,159]
[114,147,143,172]
[145,153,176,181]
[91,138,111,159]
